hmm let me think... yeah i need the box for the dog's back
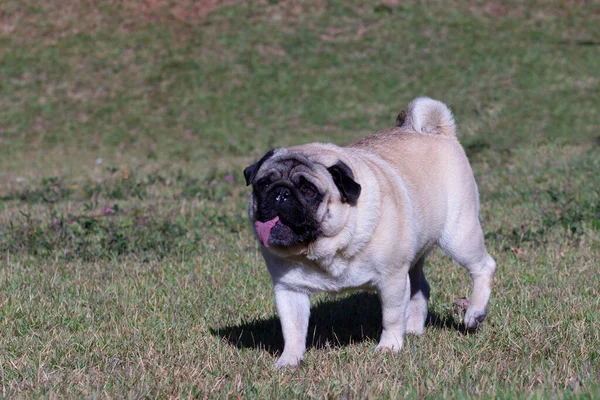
[351,98,480,247]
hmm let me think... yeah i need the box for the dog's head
[244,145,361,252]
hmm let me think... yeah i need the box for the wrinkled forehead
[258,152,330,188]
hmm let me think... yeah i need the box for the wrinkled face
[252,160,324,247]
[244,149,361,249]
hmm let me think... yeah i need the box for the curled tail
[398,97,456,136]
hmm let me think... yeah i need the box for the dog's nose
[274,187,291,202]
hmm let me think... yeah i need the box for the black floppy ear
[244,149,275,186]
[327,161,361,203]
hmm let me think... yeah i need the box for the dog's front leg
[273,287,310,368]
[376,271,410,352]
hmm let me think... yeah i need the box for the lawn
[0,0,599,397]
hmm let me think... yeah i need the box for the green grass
[1,0,599,397]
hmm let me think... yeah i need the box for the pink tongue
[254,216,280,247]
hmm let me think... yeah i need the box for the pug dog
[244,97,496,368]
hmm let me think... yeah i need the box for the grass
[0,0,599,397]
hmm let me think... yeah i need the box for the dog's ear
[327,161,361,203]
[396,110,407,126]
[244,149,275,186]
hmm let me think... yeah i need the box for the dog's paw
[406,310,427,335]
[375,331,404,353]
[375,343,402,353]
[274,354,302,369]
[464,308,487,329]
[406,324,425,335]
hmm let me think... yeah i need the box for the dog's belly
[273,258,379,294]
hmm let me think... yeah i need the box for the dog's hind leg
[406,256,429,334]
[439,215,496,329]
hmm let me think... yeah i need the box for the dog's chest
[272,257,378,294]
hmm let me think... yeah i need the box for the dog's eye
[256,179,271,191]
[301,184,317,200]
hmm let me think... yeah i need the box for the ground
[0,0,599,397]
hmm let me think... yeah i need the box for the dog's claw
[464,309,487,329]
[274,355,302,369]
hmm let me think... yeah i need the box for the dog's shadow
[211,292,466,355]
